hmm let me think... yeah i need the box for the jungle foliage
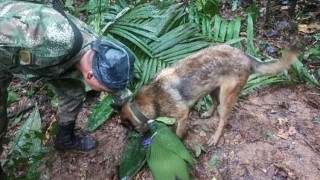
[2,0,319,179]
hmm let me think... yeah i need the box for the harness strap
[52,0,83,61]
[130,102,149,124]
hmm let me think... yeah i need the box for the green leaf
[7,91,18,106]
[224,37,246,45]
[119,131,148,180]
[10,114,23,127]
[143,59,156,85]
[213,15,221,41]
[226,20,235,41]
[206,16,213,39]
[155,117,176,125]
[208,155,218,169]
[201,15,207,37]
[233,17,242,49]
[292,60,320,87]
[9,106,42,154]
[246,13,257,56]
[219,20,227,42]
[243,74,286,95]
[156,42,209,60]
[113,24,159,41]
[50,95,58,108]
[203,0,220,16]
[148,138,190,180]
[146,122,194,180]
[87,95,113,132]
[151,24,198,53]
[109,28,153,57]
[152,122,194,165]
[231,0,239,11]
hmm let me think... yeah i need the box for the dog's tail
[249,47,299,76]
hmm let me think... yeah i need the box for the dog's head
[120,102,150,133]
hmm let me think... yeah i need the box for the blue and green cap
[91,39,135,90]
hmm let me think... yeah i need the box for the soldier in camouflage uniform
[0,0,135,173]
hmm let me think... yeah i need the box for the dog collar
[130,102,150,124]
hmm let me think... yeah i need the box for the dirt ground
[34,83,320,180]
[1,1,319,180]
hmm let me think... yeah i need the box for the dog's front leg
[175,109,190,138]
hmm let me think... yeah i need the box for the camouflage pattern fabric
[47,78,86,126]
[0,0,98,129]
[0,0,98,80]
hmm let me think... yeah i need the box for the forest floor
[1,0,320,180]
[38,84,320,180]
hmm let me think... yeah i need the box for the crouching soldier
[0,0,135,175]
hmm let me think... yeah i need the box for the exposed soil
[35,83,320,180]
[1,0,320,180]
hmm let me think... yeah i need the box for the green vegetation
[119,120,194,180]
[3,0,319,179]
[2,106,47,179]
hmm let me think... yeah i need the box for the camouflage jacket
[0,0,98,81]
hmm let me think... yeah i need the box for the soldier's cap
[91,39,135,90]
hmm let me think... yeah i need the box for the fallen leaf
[277,129,289,139]
[288,126,297,136]
[280,6,290,10]
[43,114,57,145]
[199,130,207,137]
[298,22,320,34]
[270,109,277,114]
[277,126,296,139]
[278,117,289,126]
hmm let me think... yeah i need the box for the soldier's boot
[54,122,98,151]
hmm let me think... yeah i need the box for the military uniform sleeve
[0,1,74,58]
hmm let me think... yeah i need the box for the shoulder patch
[19,50,32,65]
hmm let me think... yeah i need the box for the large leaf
[147,122,194,180]
[119,131,148,180]
[9,106,42,155]
[152,123,194,166]
[148,137,190,180]
[87,95,113,132]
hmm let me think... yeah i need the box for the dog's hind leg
[201,88,220,118]
[207,75,248,146]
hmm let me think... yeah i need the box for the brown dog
[120,44,298,146]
